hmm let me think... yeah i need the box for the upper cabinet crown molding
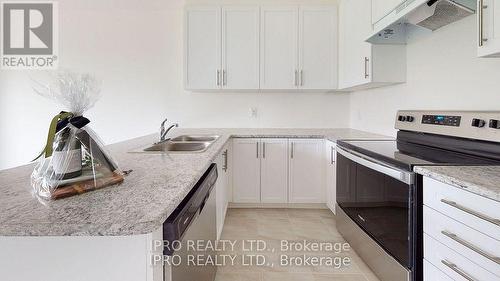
[185,4,338,92]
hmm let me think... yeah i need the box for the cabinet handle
[222,150,228,172]
[223,70,227,86]
[263,142,266,159]
[441,230,500,265]
[294,70,298,86]
[291,142,294,159]
[256,142,259,158]
[364,57,370,79]
[331,146,335,165]
[479,0,488,47]
[440,199,500,226]
[441,260,477,281]
[300,70,303,86]
[216,69,221,86]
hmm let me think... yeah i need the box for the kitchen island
[0,128,390,281]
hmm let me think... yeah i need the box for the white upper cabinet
[185,5,338,91]
[232,138,261,203]
[298,6,338,90]
[339,0,406,91]
[289,139,325,203]
[260,6,298,90]
[222,7,260,89]
[478,0,500,57]
[371,0,405,24]
[184,7,221,90]
[260,139,289,203]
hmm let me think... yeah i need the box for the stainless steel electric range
[335,110,500,281]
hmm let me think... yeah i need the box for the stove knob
[489,119,500,129]
[472,118,486,128]
[398,115,407,122]
[406,116,415,122]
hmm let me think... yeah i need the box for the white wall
[350,16,500,137]
[0,0,349,170]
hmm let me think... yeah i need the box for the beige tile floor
[215,208,380,281]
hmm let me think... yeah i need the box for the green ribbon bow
[33,112,74,161]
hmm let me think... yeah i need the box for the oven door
[336,146,415,269]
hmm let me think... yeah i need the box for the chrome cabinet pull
[364,57,370,79]
[479,0,488,47]
[222,150,228,172]
[291,142,294,159]
[441,260,477,281]
[263,142,266,159]
[330,146,335,165]
[440,199,500,226]
[216,69,221,86]
[441,230,500,265]
[256,142,259,158]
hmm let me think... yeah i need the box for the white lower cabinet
[325,140,336,213]
[232,138,324,204]
[423,176,500,281]
[289,139,325,203]
[232,138,261,203]
[260,139,289,203]
[216,143,231,239]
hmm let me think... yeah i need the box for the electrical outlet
[250,107,258,118]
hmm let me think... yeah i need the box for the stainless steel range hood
[367,0,476,44]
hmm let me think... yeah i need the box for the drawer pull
[440,199,500,226]
[441,260,477,281]
[441,230,500,265]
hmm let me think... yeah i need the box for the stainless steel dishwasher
[163,164,217,281]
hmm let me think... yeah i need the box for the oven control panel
[395,111,500,143]
[421,115,461,127]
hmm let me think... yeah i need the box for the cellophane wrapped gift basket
[31,71,124,200]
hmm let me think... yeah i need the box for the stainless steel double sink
[135,135,219,153]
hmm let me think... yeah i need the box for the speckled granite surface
[0,128,390,236]
[415,166,500,202]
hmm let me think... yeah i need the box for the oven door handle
[337,147,415,185]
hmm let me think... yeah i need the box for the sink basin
[142,142,210,152]
[170,135,219,142]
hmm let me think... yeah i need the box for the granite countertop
[0,128,390,237]
[415,166,500,202]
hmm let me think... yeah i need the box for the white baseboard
[228,202,328,209]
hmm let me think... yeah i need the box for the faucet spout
[160,121,178,142]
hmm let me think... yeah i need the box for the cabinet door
[232,139,261,203]
[222,7,260,89]
[325,141,336,213]
[298,6,338,90]
[339,0,372,88]
[289,139,325,203]
[371,0,404,24]
[260,6,298,89]
[261,139,289,203]
[184,7,221,90]
[478,0,500,57]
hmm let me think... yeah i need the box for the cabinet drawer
[423,177,500,240]
[424,259,454,281]
[424,206,500,276]
[424,234,500,281]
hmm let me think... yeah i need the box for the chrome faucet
[159,118,178,142]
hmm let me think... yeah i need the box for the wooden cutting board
[51,172,124,200]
